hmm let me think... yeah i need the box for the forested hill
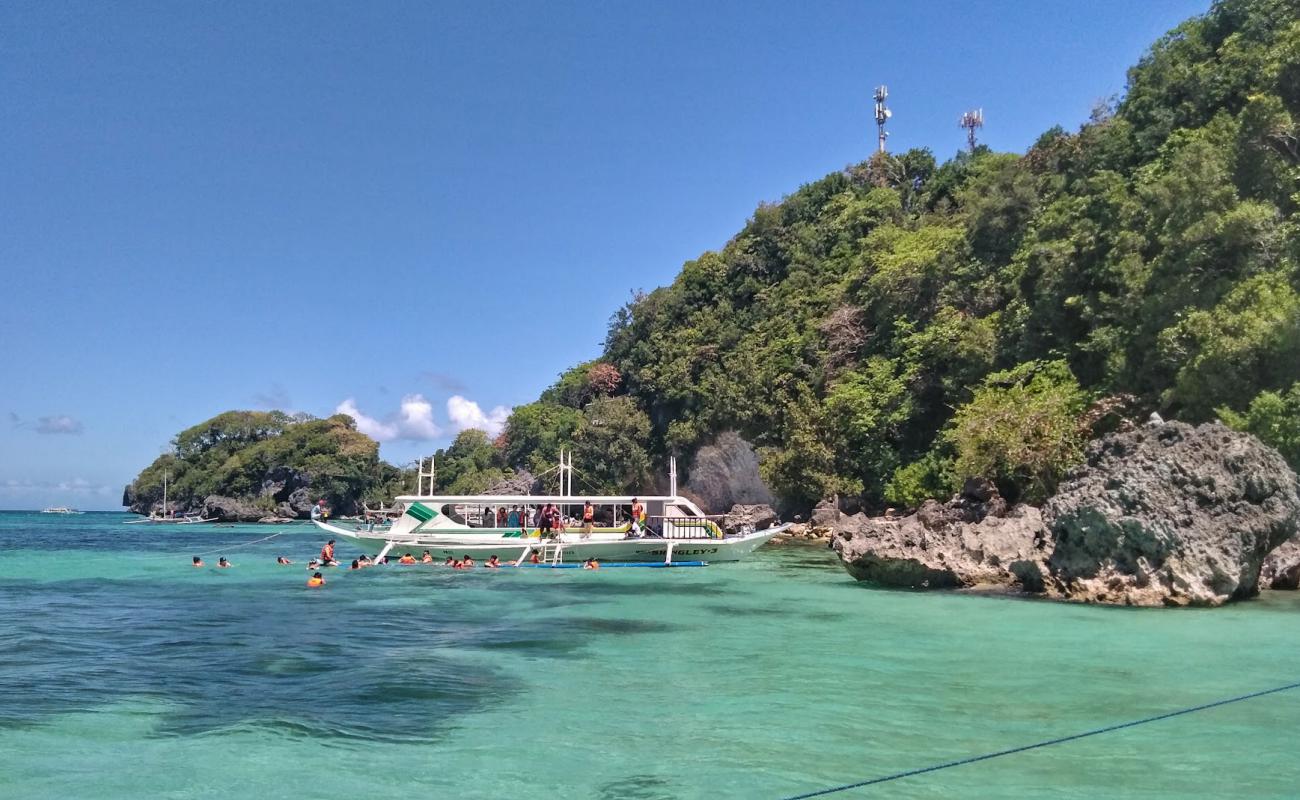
[493,0,1300,513]
[124,411,408,519]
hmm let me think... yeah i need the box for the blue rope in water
[781,680,1300,800]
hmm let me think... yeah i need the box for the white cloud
[335,398,399,441]
[397,394,442,440]
[447,395,509,437]
[335,394,442,442]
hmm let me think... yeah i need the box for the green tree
[1219,381,1300,469]
[948,361,1090,503]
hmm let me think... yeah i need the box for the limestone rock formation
[203,495,266,523]
[1261,538,1300,590]
[810,499,840,529]
[723,503,777,534]
[831,479,1050,590]
[1045,422,1300,606]
[483,470,538,496]
[683,432,774,513]
[832,423,1300,607]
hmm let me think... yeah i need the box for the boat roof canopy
[394,494,690,506]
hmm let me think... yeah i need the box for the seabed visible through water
[1,511,1297,799]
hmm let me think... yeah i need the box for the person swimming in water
[217,557,232,568]
[192,556,204,567]
[398,553,417,565]
[528,551,541,564]
[485,555,501,568]
[307,558,320,570]
[307,572,325,587]
[350,559,361,570]
[443,556,455,566]
[462,554,475,568]
[319,539,338,566]
[276,556,292,565]
[582,557,599,570]
[421,550,433,564]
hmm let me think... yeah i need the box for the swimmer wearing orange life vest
[398,553,417,565]
[320,539,337,566]
[307,572,325,587]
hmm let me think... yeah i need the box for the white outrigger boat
[312,457,788,564]
[41,507,83,514]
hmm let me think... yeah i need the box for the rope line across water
[139,531,287,560]
[781,681,1300,800]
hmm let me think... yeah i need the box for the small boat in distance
[41,507,83,514]
[124,470,215,525]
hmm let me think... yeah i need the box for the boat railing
[650,515,727,539]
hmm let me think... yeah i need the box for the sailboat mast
[163,470,168,518]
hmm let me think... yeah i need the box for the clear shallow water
[0,511,1297,799]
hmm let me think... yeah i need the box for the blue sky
[0,0,1207,510]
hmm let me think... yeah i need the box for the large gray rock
[484,470,537,496]
[683,432,774,513]
[1044,422,1300,606]
[831,481,1050,591]
[203,495,266,523]
[723,503,778,534]
[286,487,316,517]
[1262,538,1300,590]
[811,499,841,529]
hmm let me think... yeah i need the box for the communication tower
[959,108,984,152]
[873,85,891,153]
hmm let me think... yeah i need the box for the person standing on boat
[581,501,595,536]
[311,500,329,522]
[539,503,554,539]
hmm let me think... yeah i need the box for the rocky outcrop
[683,432,774,513]
[810,499,840,529]
[203,495,266,523]
[484,470,537,496]
[832,478,1050,590]
[1044,422,1300,606]
[832,422,1300,607]
[1261,538,1300,590]
[723,503,777,534]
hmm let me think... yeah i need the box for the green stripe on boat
[406,502,438,522]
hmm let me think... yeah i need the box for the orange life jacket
[583,506,594,522]
[307,577,324,587]
[321,544,334,560]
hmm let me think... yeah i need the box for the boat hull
[313,520,787,563]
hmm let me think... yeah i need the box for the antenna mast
[959,108,984,152]
[873,85,891,153]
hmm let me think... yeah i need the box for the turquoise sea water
[1,511,1297,799]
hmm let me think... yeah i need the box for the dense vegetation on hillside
[491,0,1300,511]
[126,411,407,516]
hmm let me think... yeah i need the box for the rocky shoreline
[830,421,1300,607]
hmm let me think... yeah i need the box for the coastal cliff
[832,422,1300,606]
